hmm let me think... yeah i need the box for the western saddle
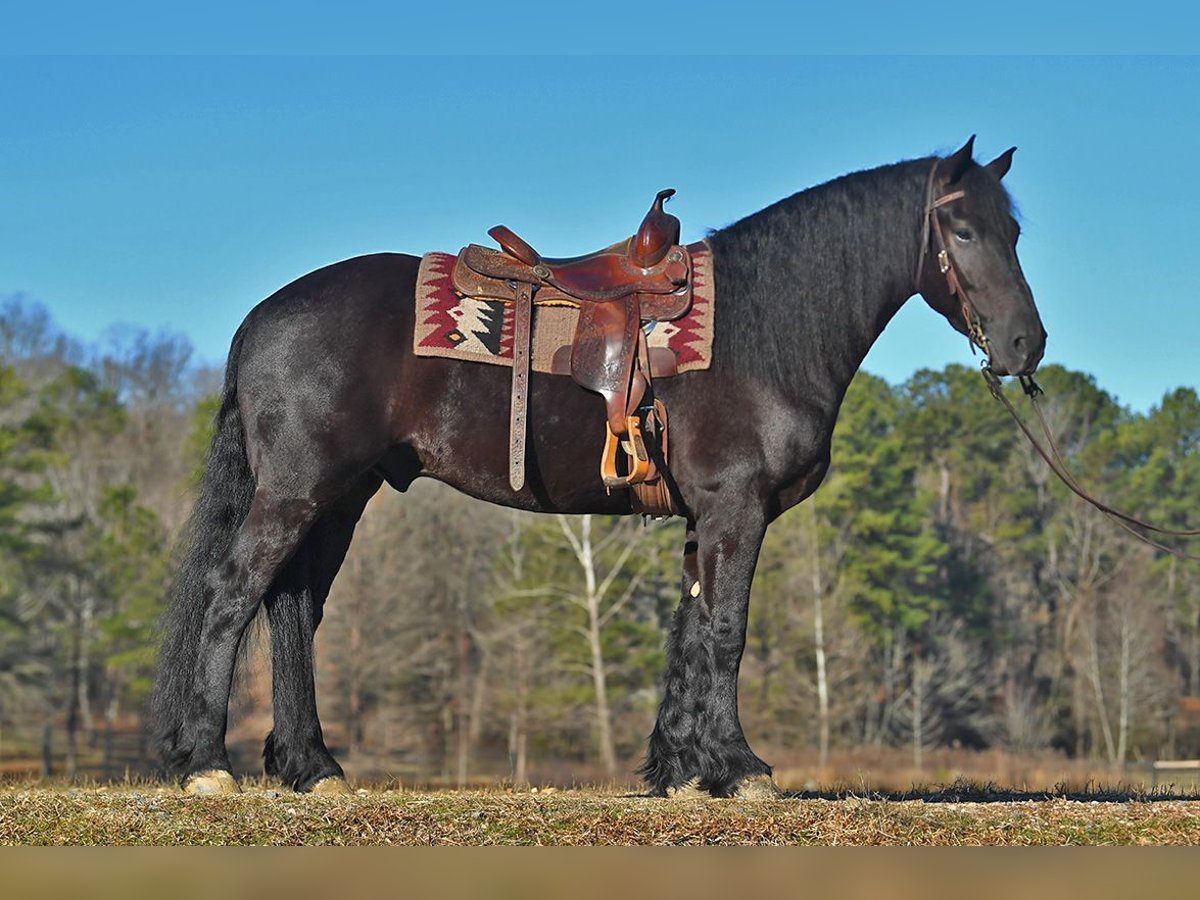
[451,189,695,516]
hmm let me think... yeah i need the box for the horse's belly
[396,364,635,515]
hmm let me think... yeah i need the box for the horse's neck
[805,255,915,403]
[709,163,925,412]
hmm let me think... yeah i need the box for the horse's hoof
[183,769,240,795]
[309,776,353,796]
[665,777,710,800]
[734,774,783,800]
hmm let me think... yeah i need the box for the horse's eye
[954,229,974,244]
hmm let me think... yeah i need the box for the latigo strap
[509,281,533,491]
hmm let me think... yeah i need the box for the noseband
[915,162,990,360]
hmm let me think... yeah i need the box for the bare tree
[318,482,506,783]
[488,509,550,785]
[553,514,648,778]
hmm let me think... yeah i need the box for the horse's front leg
[641,500,779,798]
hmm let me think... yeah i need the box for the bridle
[915,162,990,361]
[915,162,1200,558]
[917,159,1040,397]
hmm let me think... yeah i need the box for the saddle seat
[486,189,687,301]
[452,188,693,517]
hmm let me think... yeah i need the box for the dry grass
[3,781,1200,845]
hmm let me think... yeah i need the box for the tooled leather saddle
[451,189,694,516]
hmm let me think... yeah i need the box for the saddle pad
[413,241,714,374]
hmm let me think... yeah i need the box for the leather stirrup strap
[509,280,533,491]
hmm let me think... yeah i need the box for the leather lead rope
[919,160,1196,557]
[982,367,1200,561]
[509,280,533,491]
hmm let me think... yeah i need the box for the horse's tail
[149,324,256,773]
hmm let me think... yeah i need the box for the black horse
[151,137,1046,797]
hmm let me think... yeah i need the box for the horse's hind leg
[176,487,329,794]
[263,473,382,793]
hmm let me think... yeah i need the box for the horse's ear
[985,146,1016,181]
[944,135,976,184]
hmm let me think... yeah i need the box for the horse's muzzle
[988,324,1047,377]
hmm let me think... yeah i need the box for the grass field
[3,781,1200,845]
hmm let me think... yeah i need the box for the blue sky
[2,55,1197,412]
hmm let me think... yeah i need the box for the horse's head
[916,136,1047,377]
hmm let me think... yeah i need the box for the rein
[918,161,1200,560]
[981,369,1200,561]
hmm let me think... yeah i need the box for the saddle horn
[630,188,680,268]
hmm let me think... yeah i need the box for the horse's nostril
[1010,333,1041,373]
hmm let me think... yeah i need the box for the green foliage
[0,366,44,562]
[816,372,948,640]
[1120,387,1200,528]
[0,365,58,720]
[28,365,125,460]
[85,485,171,707]
[0,327,179,736]
[185,393,220,490]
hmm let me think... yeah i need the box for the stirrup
[601,415,652,489]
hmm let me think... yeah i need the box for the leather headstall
[916,162,990,360]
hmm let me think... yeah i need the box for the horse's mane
[705,157,938,396]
